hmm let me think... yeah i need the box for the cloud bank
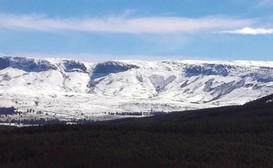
[222,27,273,35]
[0,13,252,34]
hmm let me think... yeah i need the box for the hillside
[0,95,273,168]
[1,56,273,122]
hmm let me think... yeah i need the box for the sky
[0,0,273,62]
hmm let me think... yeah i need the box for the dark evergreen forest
[0,94,273,168]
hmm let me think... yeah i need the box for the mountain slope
[0,56,273,121]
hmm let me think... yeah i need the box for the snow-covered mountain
[1,56,273,121]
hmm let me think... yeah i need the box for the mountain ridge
[1,56,273,121]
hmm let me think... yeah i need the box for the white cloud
[0,13,252,34]
[222,27,273,35]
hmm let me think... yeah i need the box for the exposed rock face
[62,60,87,73]
[0,57,58,72]
[91,61,139,80]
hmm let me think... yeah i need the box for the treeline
[107,111,166,116]
[0,118,66,125]
[0,107,16,115]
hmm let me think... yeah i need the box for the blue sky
[0,0,273,61]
